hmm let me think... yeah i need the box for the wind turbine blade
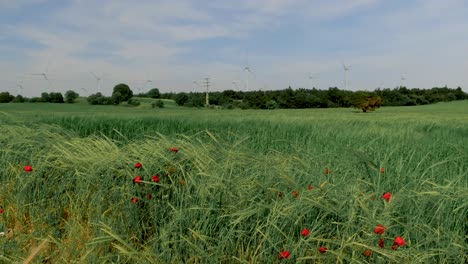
[90,71,99,80]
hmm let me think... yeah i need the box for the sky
[1,0,468,97]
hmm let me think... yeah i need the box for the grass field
[0,100,467,263]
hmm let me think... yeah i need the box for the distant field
[0,101,467,263]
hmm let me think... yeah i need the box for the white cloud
[1,0,468,96]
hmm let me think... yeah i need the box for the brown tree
[352,93,383,112]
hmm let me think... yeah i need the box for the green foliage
[49,92,64,103]
[112,83,133,103]
[65,90,79,103]
[174,92,189,106]
[151,100,164,108]
[164,86,467,109]
[87,93,114,105]
[127,98,140,106]
[41,92,50,102]
[147,88,160,99]
[12,95,25,103]
[0,92,14,103]
[265,99,278,109]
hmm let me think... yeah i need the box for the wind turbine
[144,80,153,91]
[244,66,255,92]
[16,84,24,96]
[193,81,200,93]
[400,73,406,88]
[31,72,51,92]
[343,63,351,90]
[308,73,316,90]
[90,72,104,93]
[232,81,240,90]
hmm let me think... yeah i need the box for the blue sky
[1,0,468,96]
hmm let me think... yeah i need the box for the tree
[12,95,25,103]
[65,90,79,103]
[112,83,133,103]
[147,88,160,99]
[174,93,189,106]
[41,92,51,102]
[49,92,64,103]
[111,91,124,105]
[0,92,14,103]
[352,93,383,112]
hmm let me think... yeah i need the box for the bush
[87,93,114,105]
[151,100,164,108]
[127,98,141,106]
[265,100,279,109]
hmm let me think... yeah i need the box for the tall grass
[0,102,467,263]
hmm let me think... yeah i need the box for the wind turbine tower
[90,72,104,93]
[343,63,351,90]
[193,81,199,93]
[16,84,24,96]
[308,73,315,90]
[244,66,255,92]
[400,74,406,88]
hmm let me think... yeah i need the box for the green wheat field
[0,100,467,263]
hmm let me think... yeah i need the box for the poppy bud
[374,224,386,235]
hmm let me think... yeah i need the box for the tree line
[0,90,79,103]
[1,85,466,112]
[153,86,467,110]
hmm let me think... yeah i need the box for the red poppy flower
[378,238,384,248]
[318,247,327,253]
[300,228,310,237]
[169,147,178,153]
[362,249,371,257]
[0,208,3,214]
[324,168,330,174]
[151,175,160,183]
[307,184,313,190]
[374,224,386,235]
[146,193,152,200]
[393,236,405,247]
[131,197,138,203]
[24,165,33,172]
[291,190,299,198]
[381,192,392,202]
[379,167,385,173]
[134,162,142,169]
[278,250,290,259]
[133,175,142,184]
